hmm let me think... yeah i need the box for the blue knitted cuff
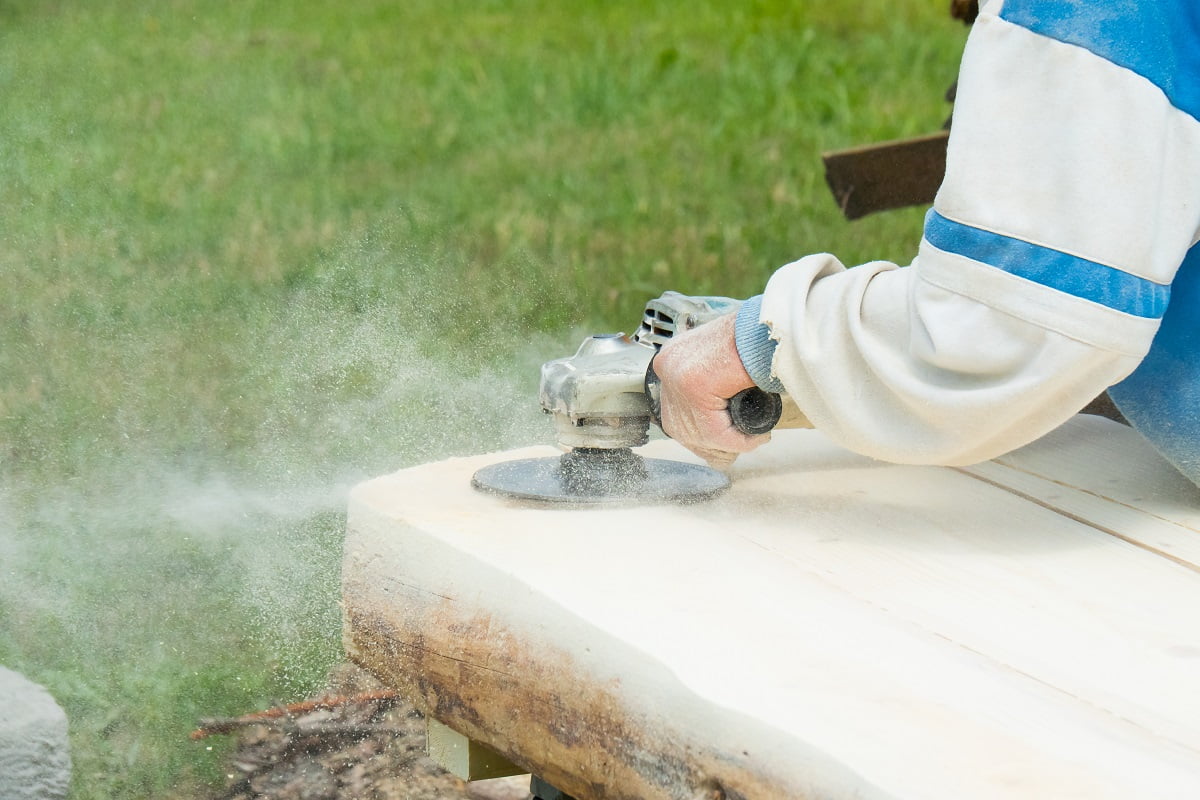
[734,295,785,393]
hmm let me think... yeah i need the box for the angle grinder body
[472,292,784,505]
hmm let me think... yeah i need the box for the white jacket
[736,0,1200,468]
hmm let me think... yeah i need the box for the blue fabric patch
[1109,242,1200,486]
[1000,0,1200,122]
[923,210,1170,319]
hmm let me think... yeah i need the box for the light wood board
[342,415,1200,800]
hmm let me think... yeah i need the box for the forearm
[757,254,1142,464]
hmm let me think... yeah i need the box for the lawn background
[0,2,967,796]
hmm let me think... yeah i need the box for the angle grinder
[471,292,785,505]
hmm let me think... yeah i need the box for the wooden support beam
[426,718,526,781]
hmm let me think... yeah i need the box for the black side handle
[645,356,782,437]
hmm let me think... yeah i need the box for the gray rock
[0,666,71,800]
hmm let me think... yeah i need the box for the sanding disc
[471,448,730,506]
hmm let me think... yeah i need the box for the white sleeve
[756,1,1200,465]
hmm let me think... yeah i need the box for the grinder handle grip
[644,356,783,437]
[727,385,784,435]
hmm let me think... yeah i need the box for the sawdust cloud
[0,233,564,702]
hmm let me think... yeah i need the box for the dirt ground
[206,662,532,800]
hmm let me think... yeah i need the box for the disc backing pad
[471,448,730,506]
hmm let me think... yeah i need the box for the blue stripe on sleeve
[999,0,1200,122]
[923,210,1170,319]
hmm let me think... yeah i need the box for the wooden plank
[343,423,1200,800]
[960,415,1200,570]
[727,437,1200,758]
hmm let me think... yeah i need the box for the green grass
[0,1,967,796]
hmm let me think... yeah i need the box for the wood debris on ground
[202,662,531,800]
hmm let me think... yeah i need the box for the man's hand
[653,312,771,469]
